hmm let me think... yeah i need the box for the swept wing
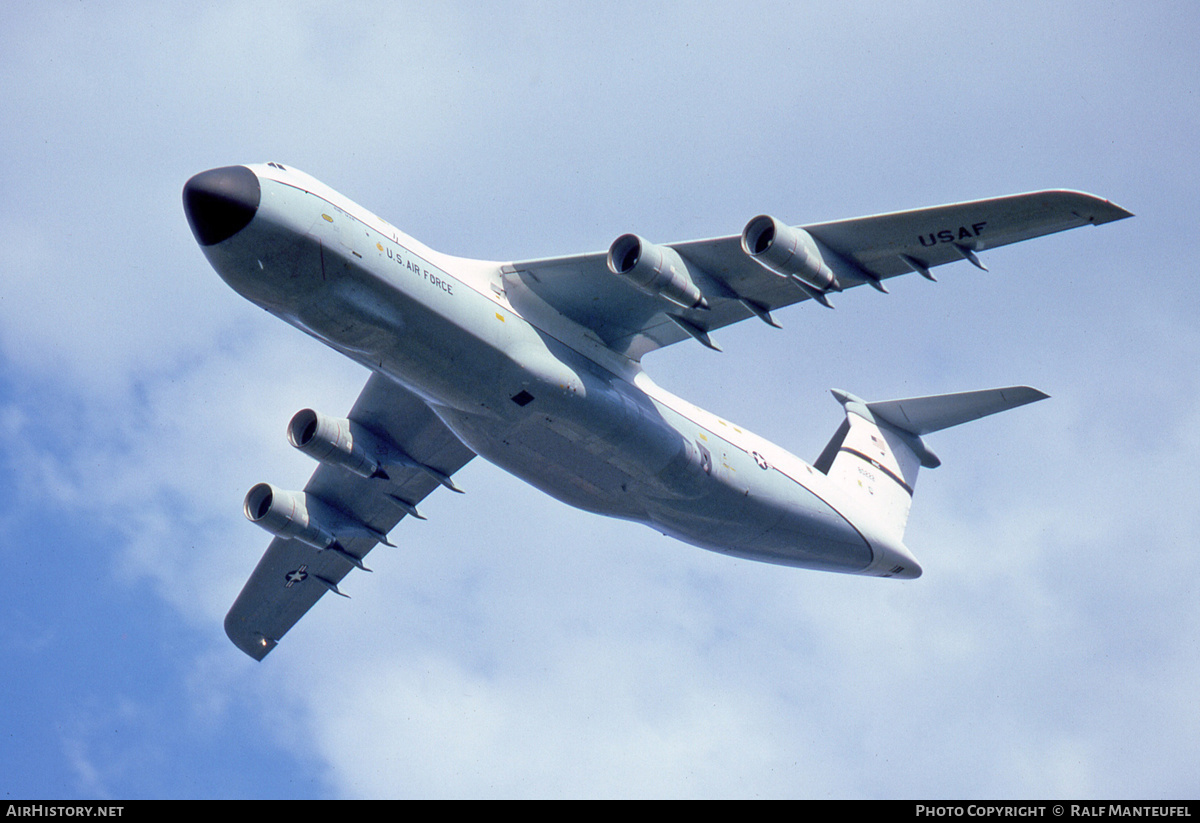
[224,373,474,659]
[503,190,1132,358]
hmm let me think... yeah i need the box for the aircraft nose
[183,165,261,246]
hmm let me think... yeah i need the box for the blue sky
[1,1,1197,799]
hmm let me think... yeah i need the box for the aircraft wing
[503,190,1132,359]
[224,373,475,660]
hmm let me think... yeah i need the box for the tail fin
[814,386,1048,540]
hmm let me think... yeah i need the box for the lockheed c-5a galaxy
[183,163,1130,659]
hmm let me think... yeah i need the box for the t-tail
[814,385,1049,558]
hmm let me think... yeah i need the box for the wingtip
[1098,203,1135,223]
[225,613,276,660]
[1057,191,1134,224]
[1011,386,1051,403]
[1083,199,1134,225]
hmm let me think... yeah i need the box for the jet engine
[740,215,839,293]
[606,234,709,310]
[287,408,386,480]
[243,482,339,550]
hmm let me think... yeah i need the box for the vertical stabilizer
[816,386,1048,541]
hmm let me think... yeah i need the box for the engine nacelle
[741,215,839,292]
[606,234,709,310]
[243,482,338,550]
[288,408,385,479]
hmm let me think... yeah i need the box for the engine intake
[607,234,709,310]
[243,482,338,550]
[741,215,839,293]
[288,408,386,479]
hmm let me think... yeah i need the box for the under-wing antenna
[788,276,835,309]
[667,314,722,351]
[819,243,888,293]
[855,269,889,293]
[389,450,464,493]
[738,298,781,329]
[313,576,350,598]
[953,244,989,271]
[698,272,780,329]
[385,493,427,520]
[899,254,937,282]
[326,542,372,572]
[334,520,396,547]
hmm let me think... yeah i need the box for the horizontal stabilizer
[821,385,1049,543]
[866,386,1048,436]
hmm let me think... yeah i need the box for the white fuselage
[198,164,919,578]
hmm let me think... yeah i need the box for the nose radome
[183,165,261,246]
